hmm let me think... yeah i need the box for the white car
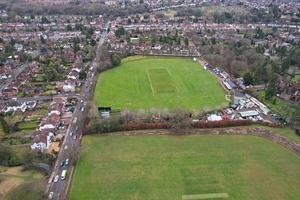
[69,132,73,136]
[65,158,69,166]
[73,135,77,140]
[53,175,59,183]
[48,192,54,199]
[64,145,68,150]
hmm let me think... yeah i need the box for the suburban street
[0,64,26,93]
[46,23,109,200]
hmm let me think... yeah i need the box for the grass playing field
[70,134,300,200]
[94,56,227,112]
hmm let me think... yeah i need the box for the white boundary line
[182,193,229,200]
[146,69,156,96]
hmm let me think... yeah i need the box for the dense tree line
[0,144,20,166]
[9,3,149,17]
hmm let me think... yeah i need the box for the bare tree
[170,109,192,132]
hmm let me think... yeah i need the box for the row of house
[57,57,83,93]
[30,96,72,151]
[1,100,37,113]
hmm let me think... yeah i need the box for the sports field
[70,134,300,200]
[94,56,227,111]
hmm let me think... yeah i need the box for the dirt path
[105,127,300,156]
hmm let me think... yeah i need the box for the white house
[30,132,54,151]
[39,124,56,130]
[62,84,75,93]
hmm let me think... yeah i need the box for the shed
[239,110,259,118]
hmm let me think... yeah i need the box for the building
[207,114,222,121]
[239,110,259,118]
[31,131,54,151]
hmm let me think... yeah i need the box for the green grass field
[94,56,227,112]
[70,134,300,200]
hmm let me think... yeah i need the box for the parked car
[73,135,77,140]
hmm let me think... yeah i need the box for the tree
[243,72,254,86]
[75,23,84,31]
[0,116,9,134]
[184,38,189,46]
[270,60,280,73]
[121,109,134,124]
[79,71,87,80]
[170,109,192,132]
[281,58,290,73]
[265,73,277,100]
[4,44,14,56]
[41,61,59,82]
[255,44,265,54]
[40,35,46,44]
[111,53,121,66]
[86,27,95,38]
[115,26,125,38]
[254,62,268,84]
[275,46,287,59]
[255,27,265,39]
[90,38,96,46]
[0,144,20,166]
[20,53,33,63]
[41,16,50,24]
[66,24,72,31]
[73,43,80,53]
[265,86,276,100]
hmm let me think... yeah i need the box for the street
[46,23,109,200]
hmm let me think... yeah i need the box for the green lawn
[94,56,227,112]
[291,74,300,83]
[18,121,38,130]
[70,134,300,200]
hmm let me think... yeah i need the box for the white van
[61,170,67,180]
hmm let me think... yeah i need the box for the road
[1,94,81,103]
[46,23,109,200]
[0,64,26,93]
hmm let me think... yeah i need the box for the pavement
[46,23,109,200]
